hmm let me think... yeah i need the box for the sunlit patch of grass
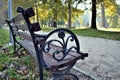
[41,27,54,32]
[98,27,120,32]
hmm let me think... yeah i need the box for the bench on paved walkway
[6,7,88,80]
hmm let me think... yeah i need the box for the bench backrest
[6,7,41,43]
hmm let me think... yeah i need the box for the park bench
[6,7,88,80]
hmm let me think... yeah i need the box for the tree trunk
[41,20,43,27]
[91,0,97,29]
[35,0,39,22]
[52,8,57,28]
[52,20,57,28]
[68,1,71,29]
[101,2,106,28]
[48,17,51,27]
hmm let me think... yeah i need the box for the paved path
[2,26,120,80]
[75,36,120,80]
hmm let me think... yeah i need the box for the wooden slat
[18,32,32,41]
[15,24,29,31]
[9,23,18,31]
[13,13,24,22]
[10,23,16,27]
[48,44,82,59]
[17,40,81,70]
[13,22,41,31]
[43,53,76,70]
[10,22,27,31]
[43,44,84,70]
[17,40,85,71]
[17,40,36,56]
[14,31,32,41]
[13,30,19,36]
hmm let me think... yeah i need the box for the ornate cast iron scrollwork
[43,28,81,62]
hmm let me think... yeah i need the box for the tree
[74,0,99,29]
[40,0,84,28]
[104,0,118,28]
[101,2,106,28]
[63,0,75,29]
[91,0,97,29]
[35,0,49,27]
[40,0,67,27]
[87,0,119,29]
[34,0,39,22]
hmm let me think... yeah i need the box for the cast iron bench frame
[6,7,88,80]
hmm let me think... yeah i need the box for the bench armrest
[79,52,88,60]
[35,33,47,38]
[43,28,88,62]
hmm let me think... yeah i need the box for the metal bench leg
[13,41,22,54]
[38,61,43,80]
[14,41,16,54]
[51,62,77,80]
[36,48,44,80]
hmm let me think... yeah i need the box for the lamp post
[8,0,13,45]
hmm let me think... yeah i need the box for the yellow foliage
[104,0,117,17]
[31,4,49,22]
[37,7,49,20]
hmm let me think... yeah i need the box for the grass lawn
[0,50,50,79]
[72,29,120,40]
[0,28,9,45]
[42,27,120,41]
[0,28,50,79]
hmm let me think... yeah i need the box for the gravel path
[75,36,120,80]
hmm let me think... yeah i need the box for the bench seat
[18,40,84,71]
